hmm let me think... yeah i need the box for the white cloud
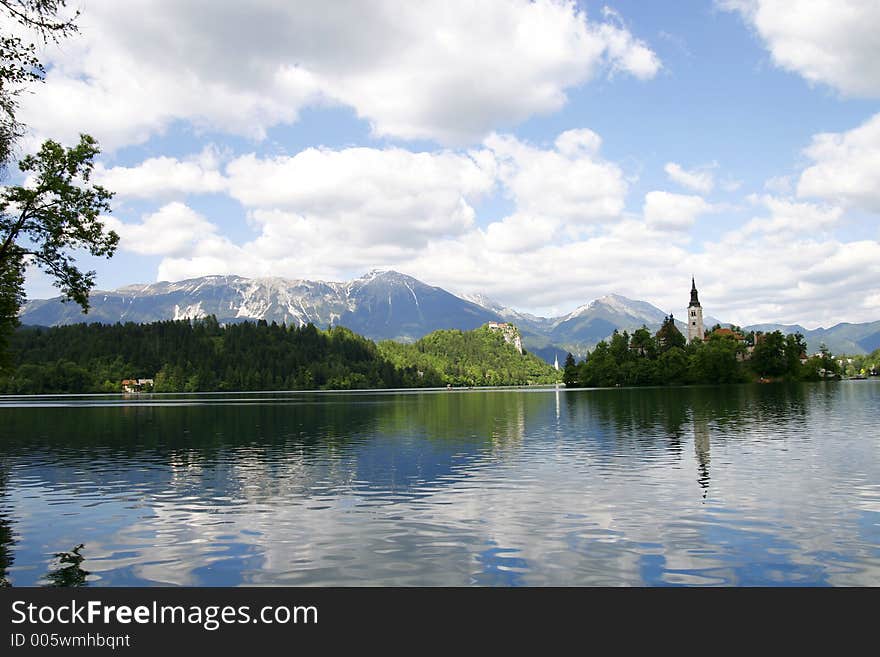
[18,0,660,149]
[664,162,715,194]
[150,129,628,281]
[486,129,627,223]
[224,146,494,251]
[738,195,843,236]
[689,234,880,326]
[95,148,227,199]
[643,191,713,230]
[401,222,693,315]
[64,125,879,329]
[721,0,880,96]
[104,203,219,257]
[797,112,880,212]
[764,175,792,195]
[482,214,561,253]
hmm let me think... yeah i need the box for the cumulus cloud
[18,0,660,149]
[738,195,843,236]
[797,112,880,212]
[224,146,495,250]
[95,147,228,199]
[688,234,880,326]
[104,202,220,257]
[482,214,562,254]
[721,0,880,96]
[664,162,715,194]
[764,175,792,195]
[486,129,627,223]
[68,126,880,328]
[147,129,628,281]
[643,191,713,230]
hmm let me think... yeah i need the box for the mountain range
[19,270,880,361]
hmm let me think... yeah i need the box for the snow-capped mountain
[20,270,499,343]
[18,271,880,357]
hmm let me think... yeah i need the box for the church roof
[708,327,744,341]
[689,277,701,307]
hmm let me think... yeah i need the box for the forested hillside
[378,325,558,386]
[0,318,437,393]
[0,318,556,394]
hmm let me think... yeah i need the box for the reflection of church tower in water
[693,413,711,499]
[687,277,704,343]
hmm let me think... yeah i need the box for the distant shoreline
[3,378,878,402]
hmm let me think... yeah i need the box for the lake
[0,382,877,586]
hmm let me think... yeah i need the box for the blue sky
[10,0,880,327]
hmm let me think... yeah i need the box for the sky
[8,0,880,328]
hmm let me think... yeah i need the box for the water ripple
[0,382,878,586]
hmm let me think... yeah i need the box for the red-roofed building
[706,327,745,342]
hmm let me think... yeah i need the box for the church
[687,277,705,343]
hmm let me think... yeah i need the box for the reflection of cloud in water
[1,384,879,586]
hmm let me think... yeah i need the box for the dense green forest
[0,314,857,395]
[378,325,558,386]
[562,316,842,388]
[0,317,555,394]
[0,317,433,393]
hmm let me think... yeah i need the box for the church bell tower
[688,277,704,343]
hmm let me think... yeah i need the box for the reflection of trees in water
[562,387,693,455]
[377,392,542,443]
[0,461,13,586]
[0,393,558,508]
[43,544,89,587]
[560,384,814,499]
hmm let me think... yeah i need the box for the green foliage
[658,346,688,385]
[0,249,24,371]
[0,134,118,365]
[751,330,787,377]
[0,317,445,394]
[839,347,880,377]
[656,315,686,351]
[688,333,746,384]
[578,340,619,387]
[0,318,558,393]
[800,342,841,381]
[0,3,107,371]
[0,135,118,308]
[562,352,578,387]
[564,325,823,389]
[378,324,557,387]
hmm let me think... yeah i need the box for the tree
[630,326,657,359]
[656,314,686,352]
[609,329,630,363]
[783,333,807,378]
[1,1,79,171]
[0,135,118,363]
[562,352,578,387]
[690,334,744,384]
[658,346,688,384]
[0,249,24,370]
[579,340,619,388]
[817,343,838,378]
[751,330,787,378]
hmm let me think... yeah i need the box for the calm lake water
[0,382,877,586]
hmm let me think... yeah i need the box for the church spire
[689,276,701,308]
[687,277,705,343]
